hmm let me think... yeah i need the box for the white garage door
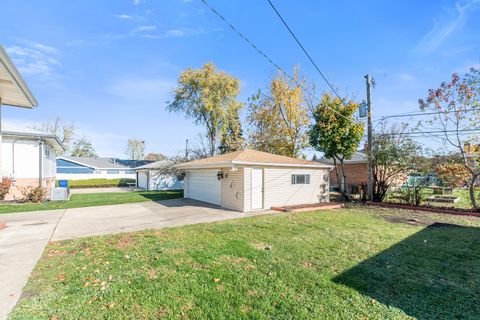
[187,170,221,205]
[137,171,148,189]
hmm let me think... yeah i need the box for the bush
[0,177,12,200]
[58,178,136,189]
[21,186,47,203]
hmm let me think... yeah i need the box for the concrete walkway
[0,199,273,319]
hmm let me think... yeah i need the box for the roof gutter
[174,160,334,170]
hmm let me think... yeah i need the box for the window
[107,170,120,174]
[291,174,310,185]
[44,147,50,157]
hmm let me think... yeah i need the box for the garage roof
[175,149,333,169]
[0,45,38,108]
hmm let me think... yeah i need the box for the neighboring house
[316,151,367,193]
[56,156,152,180]
[174,149,332,212]
[1,131,64,200]
[134,160,184,190]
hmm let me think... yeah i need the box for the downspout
[12,139,19,180]
[38,138,43,187]
[0,97,2,180]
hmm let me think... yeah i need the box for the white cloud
[413,0,480,54]
[133,25,157,32]
[5,42,63,86]
[106,77,176,102]
[133,0,142,5]
[398,73,416,82]
[114,14,133,20]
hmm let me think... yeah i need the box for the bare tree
[34,117,75,154]
[125,139,145,160]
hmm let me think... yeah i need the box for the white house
[174,149,333,212]
[134,160,184,190]
[1,131,64,200]
[56,156,152,181]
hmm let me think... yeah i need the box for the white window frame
[291,174,310,185]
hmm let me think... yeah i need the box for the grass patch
[58,178,136,189]
[10,207,480,319]
[0,190,183,214]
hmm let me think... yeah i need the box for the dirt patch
[115,234,135,249]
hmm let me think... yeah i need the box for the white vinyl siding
[186,170,221,205]
[220,167,244,211]
[263,168,329,208]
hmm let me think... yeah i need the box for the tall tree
[167,62,242,156]
[247,67,310,157]
[418,67,480,208]
[309,93,364,199]
[371,123,421,202]
[125,139,145,160]
[218,106,244,154]
[34,117,75,154]
[70,137,97,157]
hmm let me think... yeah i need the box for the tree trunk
[333,157,342,192]
[469,174,478,210]
[339,158,352,201]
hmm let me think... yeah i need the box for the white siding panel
[186,170,221,205]
[263,168,329,209]
[221,167,244,211]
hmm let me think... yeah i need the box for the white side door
[187,170,221,205]
[251,168,263,210]
[137,171,148,189]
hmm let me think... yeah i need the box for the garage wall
[263,167,329,208]
[220,167,244,211]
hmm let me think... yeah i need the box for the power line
[199,0,352,121]
[375,128,480,137]
[265,0,343,101]
[374,107,480,122]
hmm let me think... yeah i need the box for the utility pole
[365,74,373,201]
[185,139,189,159]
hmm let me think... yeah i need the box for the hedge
[56,178,136,189]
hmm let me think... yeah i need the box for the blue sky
[1,0,479,157]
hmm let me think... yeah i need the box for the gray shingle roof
[59,156,132,169]
[134,160,175,170]
[317,151,367,164]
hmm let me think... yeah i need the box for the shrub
[22,186,47,203]
[62,178,136,189]
[0,177,12,200]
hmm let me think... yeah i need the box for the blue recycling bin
[58,180,69,188]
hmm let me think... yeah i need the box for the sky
[1,0,479,157]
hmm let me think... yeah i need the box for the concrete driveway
[0,198,272,320]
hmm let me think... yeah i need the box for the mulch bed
[272,202,344,213]
[366,201,480,218]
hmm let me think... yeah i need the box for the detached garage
[134,160,183,191]
[174,149,333,212]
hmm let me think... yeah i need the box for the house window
[291,174,310,184]
[44,147,50,157]
[107,170,120,174]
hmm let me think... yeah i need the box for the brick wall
[329,163,368,187]
[4,178,55,201]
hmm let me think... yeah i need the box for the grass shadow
[334,223,480,319]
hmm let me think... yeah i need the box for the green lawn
[10,207,480,319]
[0,190,183,214]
